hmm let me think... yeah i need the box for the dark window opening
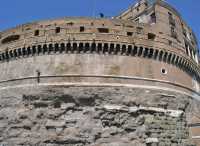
[66,43,71,51]
[9,50,13,58]
[121,45,126,54]
[143,48,149,57]
[97,43,102,53]
[98,28,109,33]
[148,33,156,40]
[161,68,167,74]
[138,47,143,56]
[132,46,138,56]
[1,35,20,44]
[80,26,85,32]
[54,44,59,52]
[168,12,172,17]
[109,44,114,54]
[22,48,26,56]
[115,44,120,54]
[43,45,47,53]
[34,30,39,36]
[91,43,96,53]
[127,45,132,55]
[67,22,74,26]
[27,47,31,55]
[85,43,90,52]
[55,27,61,33]
[18,48,22,56]
[79,43,84,52]
[127,32,133,36]
[185,42,189,55]
[32,46,36,54]
[48,44,53,53]
[37,45,42,54]
[154,50,159,59]
[72,43,77,52]
[103,43,109,53]
[159,51,163,61]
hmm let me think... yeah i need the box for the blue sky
[0,0,199,46]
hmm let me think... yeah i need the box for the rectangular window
[127,32,133,36]
[55,27,61,33]
[34,30,39,36]
[98,28,109,33]
[148,33,156,40]
[80,26,85,32]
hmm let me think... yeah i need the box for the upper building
[117,0,199,64]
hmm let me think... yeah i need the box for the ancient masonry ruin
[0,0,200,146]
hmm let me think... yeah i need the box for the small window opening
[34,30,39,36]
[127,32,133,36]
[55,27,61,33]
[80,26,85,32]
[168,12,172,17]
[148,33,156,40]
[98,28,109,33]
[161,68,167,75]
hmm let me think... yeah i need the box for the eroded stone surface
[0,86,198,146]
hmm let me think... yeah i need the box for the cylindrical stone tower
[0,0,199,146]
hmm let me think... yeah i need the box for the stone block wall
[0,85,198,146]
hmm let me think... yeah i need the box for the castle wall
[0,18,199,94]
[0,85,199,146]
[0,1,199,145]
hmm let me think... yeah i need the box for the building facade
[0,0,199,146]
